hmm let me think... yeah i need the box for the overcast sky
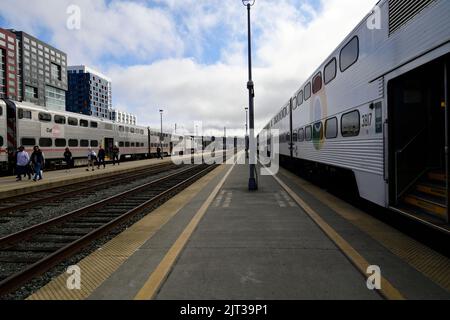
[0,0,378,137]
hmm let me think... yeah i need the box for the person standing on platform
[15,146,30,181]
[86,147,96,172]
[97,146,106,169]
[31,146,45,181]
[112,144,120,166]
[157,146,163,160]
[64,147,73,172]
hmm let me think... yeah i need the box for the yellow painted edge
[134,162,236,300]
[272,174,405,301]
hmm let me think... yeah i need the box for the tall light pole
[245,106,249,159]
[159,109,164,148]
[243,0,257,191]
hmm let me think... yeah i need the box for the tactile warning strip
[280,169,450,292]
[27,165,226,300]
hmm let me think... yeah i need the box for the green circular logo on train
[310,86,328,151]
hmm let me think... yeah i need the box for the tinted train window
[297,91,303,107]
[68,139,78,147]
[292,96,297,110]
[38,112,51,122]
[130,128,135,133]
[21,138,36,146]
[298,128,305,142]
[105,123,113,130]
[90,140,98,147]
[80,140,89,147]
[0,136,3,146]
[54,115,66,124]
[80,120,88,127]
[305,126,312,141]
[340,36,359,72]
[18,109,32,119]
[68,117,78,126]
[125,142,130,147]
[0,106,2,116]
[125,127,129,132]
[313,122,324,141]
[312,72,322,94]
[292,131,298,142]
[325,117,338,139]
[55,139,66,147]
[341,110,360,137]
[304,83,311,101]
[324,58,337,84]
[131,142,135,147]
[119,126,124,132]
[90,121,98,128]
[39,138,52,147]
[119,141,124,147]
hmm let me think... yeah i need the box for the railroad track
[0,163,217,297]
[0,162,179,215]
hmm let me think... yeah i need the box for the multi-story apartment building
[108,109,137,125]
[0,28,18,101]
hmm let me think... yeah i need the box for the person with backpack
[112,144,120,166]
[97,146,106,169]
[64,147,73,172]
[30,146,45,181]
[87,147,97,172]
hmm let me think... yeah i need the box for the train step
[427,170,446,183]
[403,191,447,220]
[415,181,446,199]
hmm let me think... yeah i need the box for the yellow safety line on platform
[272,174,405,301]
[134,162,236,300]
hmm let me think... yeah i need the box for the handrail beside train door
[445,59,449,224]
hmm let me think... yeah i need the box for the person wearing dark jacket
[30,146,45,181]
[97,146,106,169]
[64,147,73,172]
[112,145,120,166]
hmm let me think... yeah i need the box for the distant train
[0,99,199,172]
[260,0,450,228]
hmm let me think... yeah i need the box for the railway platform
[27,153,450,300]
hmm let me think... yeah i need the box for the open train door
[104,137,114,159]
[4,99,17,173]
[388,54,449,224]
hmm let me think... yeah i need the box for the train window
[90,121,98,128]
[80,119,88,127]
[125,142,130,147]
[292,96,297,110]
[130,128,135,133]
[313,122,324,141]
[105,123,113,130]
[125,127,130,132]
[312,72,322,94]
[39,138,52,147]
[54,115,66,124]
[68,117,78,126]
[38,112,51,122]
[325,117,338,139]
[340,36,359,72]
[141,143,145,147]
[55,138,66,147]
[304,83,311,101]
[305,126,312,141]
[297,91,303,107]
[18,109,32,119]
[119,126,124,132]
[141,129,144,135]
[0,136,3,146]
[324,58,337,84]
[341,110,360,137]
[21,138,36,146]
[0,106,2,116]
[286,132,291,143]
[298,128,305,142]
[90,140,98,147]
[119,141,124,147]
[131,142,135,147]
[80,140,89,147]
[68,139,78,147]
[292,131,298,142]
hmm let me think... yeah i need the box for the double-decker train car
[0,99,176,171]
[262,0,450,230]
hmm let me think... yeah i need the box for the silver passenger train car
[0,99,173,171]
[261,0,450,229]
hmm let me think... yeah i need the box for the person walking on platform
[112,144,120,166]
[15,146,30,181]
[31,146,45,182]
[64,147,73,172]
[97,146,106,169]
[87,147,97,172]
[157,146,163,160]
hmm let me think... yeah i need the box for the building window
[25,85,38,99]
[304,83,311,101]
[50,62,62,80]
[312,72,322,94]
[341,110,360,137]
[305,126,312,141]
[38,112,51,122]
[39,138,52,147]
[325,117,338,139]
[340,36,359,72]
[324,58,337,85]
[45,85,65,110]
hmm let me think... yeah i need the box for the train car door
[5,100,17,171]
[104,137,114,159]
[388,55,448,222]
